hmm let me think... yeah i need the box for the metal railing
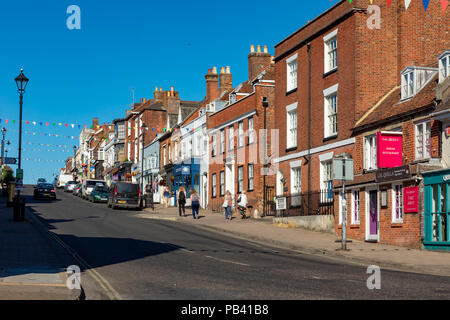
[276,189,334,217]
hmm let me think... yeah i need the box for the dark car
[37,178,46,185]
[89,185,109,203]
[34,183,56,200]
[107,182,141,210]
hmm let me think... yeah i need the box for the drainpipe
[307,43,312,214]
[262,97,269,217]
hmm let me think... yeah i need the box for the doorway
[366,188,379,242]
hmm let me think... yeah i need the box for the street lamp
[14,68,29,174]
[13,68,29,221]
[1,127,7,165]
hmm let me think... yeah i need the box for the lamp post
[1,127,7,165]
[14,68,29,196]
[140,124,148,198]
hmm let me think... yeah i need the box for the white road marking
[205,255,250,267]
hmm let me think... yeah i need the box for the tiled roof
[354,75,438,132]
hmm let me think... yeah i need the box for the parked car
[88,185,109,203]
[82,180,106,200]
[34,183,56,200]
[73,183,82,197]
[107,182,141,210]
[37,178,46,185]
[64,181,77,192]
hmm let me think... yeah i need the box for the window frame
[286,54,298,92]
[248,117,255,145]
[220,129,225,154]
[286,103,298,149]
[228,126,234,151]
[392,183,404,223]
[238,166,244,194]
[220,171,225,196]
[212,173,217,198]
[439,52,450,83]
[415,120,431,160]
[320,160,333,191]
[290,166,301,195]
[248,164,254,191]
[238,121,244,148]
[323,29,338,74]
[351,189,361,225]
[364,134,377,171]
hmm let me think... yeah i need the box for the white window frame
[401,69,415,99]
[320,160,333,191]
[248,164,254,191]
[220,130,225,154]
[220,171,225,196]
[228,126,234,151]
[351,189,361,225]
[415,120,431,160]
[439,51,450,83]
[364,134,377,170]
[248,117,255,144]
[392,183,404,223]
[323,84,339,138]
[211,134,217,157]
[286,54,298,92]
[290,166,301,195]
[238,121,244,148]
[238,166,244,193]
[212,173,217,197]
[286,103,298,149]
[323,29,338,73]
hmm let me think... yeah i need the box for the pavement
[0,194,82,300]
[141,204,450,278]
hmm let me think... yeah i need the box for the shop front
[173,158,200,206]
[423,169,450,251]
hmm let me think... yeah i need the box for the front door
[368,190,379,241]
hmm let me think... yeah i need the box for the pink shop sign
[404,186,419,214]
[377,132,402,168]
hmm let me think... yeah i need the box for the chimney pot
[250,45,255,53]
[226,66,231,74]
[212,67,217,74]
[263,45,268,53]
[159,87,162,91]
[257,45,261,53]
[220,67,225,74]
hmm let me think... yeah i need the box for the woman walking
[190,189,200,219]
[177,186,186,217]
[224,191,232,221]
[163,186,170,208]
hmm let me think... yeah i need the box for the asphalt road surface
[22,186,450,300]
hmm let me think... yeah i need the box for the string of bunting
[342,0,448,13]
[5,148,72,153]
[0,118,119,131]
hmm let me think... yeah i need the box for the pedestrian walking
[163,186,170,208]
[223,191,232,221]
[190,189,200,219]
[178,186,186,217]
[237,191,248,219]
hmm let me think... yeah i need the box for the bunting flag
[441,0,449,13]
[404,0,411,10]
[387,0,392,8]
[423,0,430,11]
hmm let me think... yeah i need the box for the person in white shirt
[237,191,248,219]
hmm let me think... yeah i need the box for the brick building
[208,45,276,217]
[272,0,449,247]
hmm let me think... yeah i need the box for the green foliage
[1,168,14,183]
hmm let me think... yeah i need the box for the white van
[57,174,73,189]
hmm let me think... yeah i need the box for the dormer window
[401,66,438,100]
[439,50,450,83]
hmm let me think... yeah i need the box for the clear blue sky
[0,0,337,184]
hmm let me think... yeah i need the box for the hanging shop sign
[404,186,419,213]
[375,165,411,183]
[377,132,403,168]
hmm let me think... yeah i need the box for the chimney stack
[205,67,219,103]
[219,66,233,93]
[248,44,272,81]
[92,118,99,130]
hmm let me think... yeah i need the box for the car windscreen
[116,183,139,193]
[87,181,104,187]
[39,184,54,189]
[95,186,108,192]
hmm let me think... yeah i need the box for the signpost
[5,157,17,165]
[276,197,287,210]
[333,154,354,251]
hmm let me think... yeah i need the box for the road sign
[333,158,354,181]
[5,157,17,165]
[16,179,23,191]
[16,169,23,179]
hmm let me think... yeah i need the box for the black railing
[276,189,334,217]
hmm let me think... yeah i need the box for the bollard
[13,196,25,222]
